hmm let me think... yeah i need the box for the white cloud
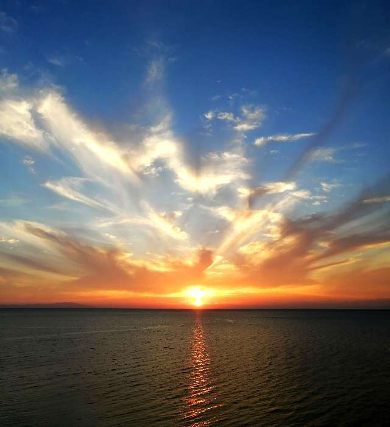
[238,182,296,198]
[173,151,250,194]
[142,165,164,177]
[130,115,250,194]
[320,182,341,193]
[291,190,327,202]
[143,202,188,241]
[234,105,265,132]
[263,181,296,194]
[42,177,114,211]
[203,105,265,133]
[217,111,236,122]
[254,132,314,147]
[0,99,49,150]
[37,91,139,182]
[204,110,215,120]
[212,206,284,255]
[0,86,251,197]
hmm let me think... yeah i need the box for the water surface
[1,309,389,426]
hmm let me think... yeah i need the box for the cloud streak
[254,132,314,147]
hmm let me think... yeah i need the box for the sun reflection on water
[182,312,221,426]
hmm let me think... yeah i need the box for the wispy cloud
[42,177,114,211]
[0,99,49,150]
[362,195,390,204]
[0,11,17,33]
[22,155,36,174]
[254,132,314,147]
[0,69,18,92]
[146,57,165,84]
[320,181,341,193]
[47,56,65,67]
[308,147,341,163]
[0,194,28,207]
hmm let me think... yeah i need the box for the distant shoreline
[1,304,389,310]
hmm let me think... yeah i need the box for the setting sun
[186,287,207,307]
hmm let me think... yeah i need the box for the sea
[1,309,389,426]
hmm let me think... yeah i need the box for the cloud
[239,181,297,198]
[0,54,389,307]
[0,99,49,151]
[0,237,19,245]
[232,211,390,288]
[37,91,139,181]
[362,195,390,204]
[0,78,250,197]
[290,190,327,201]
[210,206,284,255]
[308,147,341,163]
[311,232,390,262]
[22,155,36,174]
[142,202,188,241]
[0,89,133,181]
[320,182,341,193]
[254,132,314,147]
[42,177,114,211]
[0,69,18,92]
[0,11,17,33]
[41,179,188,242]
[47,56,65,67]
[131,116,250,194]
[204,111,215,120]
[217,111,236,122]
[0,194,28,207]
[0,221,214,302]
[209,174,390,290]
[1,172,389,304]
[203,104,266,133]
[173,151,250,194]
[233,105,266,132]
[146,57,165,84]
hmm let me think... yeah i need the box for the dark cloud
[0,252,68,275]
[232,176,390,288]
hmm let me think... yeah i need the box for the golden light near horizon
[186,287,208,308]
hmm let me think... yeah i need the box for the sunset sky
[0,0,389,308]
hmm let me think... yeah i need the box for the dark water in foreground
[1,309,390,426]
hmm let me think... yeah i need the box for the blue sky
[0,0,389,307]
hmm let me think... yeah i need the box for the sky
[0,0,389,308]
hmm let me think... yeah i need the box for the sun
[186,287,207,307]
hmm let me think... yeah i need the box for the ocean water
[1,309,389,426]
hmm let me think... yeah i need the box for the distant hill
[0,302,92,308]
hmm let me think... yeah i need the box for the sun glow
[186,287,207,307]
